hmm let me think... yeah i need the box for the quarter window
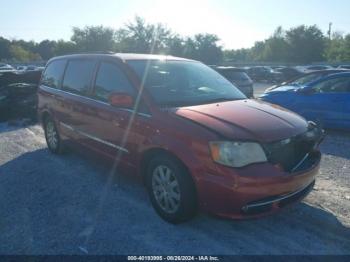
[41,60,66,89]
[62,60,96,95]
[94,62,134,102]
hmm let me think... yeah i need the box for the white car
[0,63,15,72]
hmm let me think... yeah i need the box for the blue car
[260,72,350,130]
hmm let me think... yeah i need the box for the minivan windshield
[127,60,246,107]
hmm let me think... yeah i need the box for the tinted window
[62,60,96,95]
[313,77,350,93]
[94,62,134,101]
[41,60,66,88]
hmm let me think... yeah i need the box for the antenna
[328,22,333,40]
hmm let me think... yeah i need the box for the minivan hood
[173,99,308,143]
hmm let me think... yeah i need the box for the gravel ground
[0,120,349,255]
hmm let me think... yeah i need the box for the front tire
[146,155,197,224]
[44,117,65,154]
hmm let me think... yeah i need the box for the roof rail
[67,51,116,55]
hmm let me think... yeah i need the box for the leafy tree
[325,32,350,62]
[344,34,350,61]
[2,18,350,64]
[116,16,172,53]
[54,40,77,56]
[285,25,326,63]
[36,40,57,60]
[250,41,265,61]
[224,48,251,62]
[71,26,116,52]
[262,26,289,62]
[9,45,41,62]
[0,37,11,60]
[184,34,223,64]
[165,35,185,57]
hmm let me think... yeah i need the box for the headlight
[209,141,267,168]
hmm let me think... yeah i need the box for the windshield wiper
[200,97,243,104]
[158,98,242,108]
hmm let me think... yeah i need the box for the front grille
[263,123,324,172]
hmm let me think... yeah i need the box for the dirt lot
[0,119,349,255]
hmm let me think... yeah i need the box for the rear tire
[44,117,65,154]
[146,155,197,224]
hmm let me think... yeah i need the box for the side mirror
[108,92,134,108]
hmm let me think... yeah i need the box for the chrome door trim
[60,122,129,153]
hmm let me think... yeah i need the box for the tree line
[224,25,350,64]
[0,16,349,65]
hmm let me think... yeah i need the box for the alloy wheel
[152,165,181,214]
[46,121,58,150]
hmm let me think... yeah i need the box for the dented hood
[173,99,308,143]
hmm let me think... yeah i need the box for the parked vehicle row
[211,66,254,97]
[212,64,350,87]
[244,66,285,83]
[0,63,16,72]
[38,53,324,224]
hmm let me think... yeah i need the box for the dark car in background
[0,70,42,120]
[304,65,333,72]
[246,66,284,83]
[274,67,304,82]
[212,66,254,97]
[260,72,350,130]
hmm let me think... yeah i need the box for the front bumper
[241,179,315,215]
[195,150,321,219]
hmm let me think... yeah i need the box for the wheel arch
[139,148,198,194]
[40,110,52,126]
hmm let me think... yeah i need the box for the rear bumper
[195,151,320,219]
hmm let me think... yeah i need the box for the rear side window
[62,60,96,95]
[41,60,66,89]
[93,62,134,102]
[313,76,350,93]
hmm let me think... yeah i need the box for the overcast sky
[1,0,349,49]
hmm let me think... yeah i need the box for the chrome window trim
[60,122,129,153]
[40,85,152,118]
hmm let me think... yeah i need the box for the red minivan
[38,53,323,223]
